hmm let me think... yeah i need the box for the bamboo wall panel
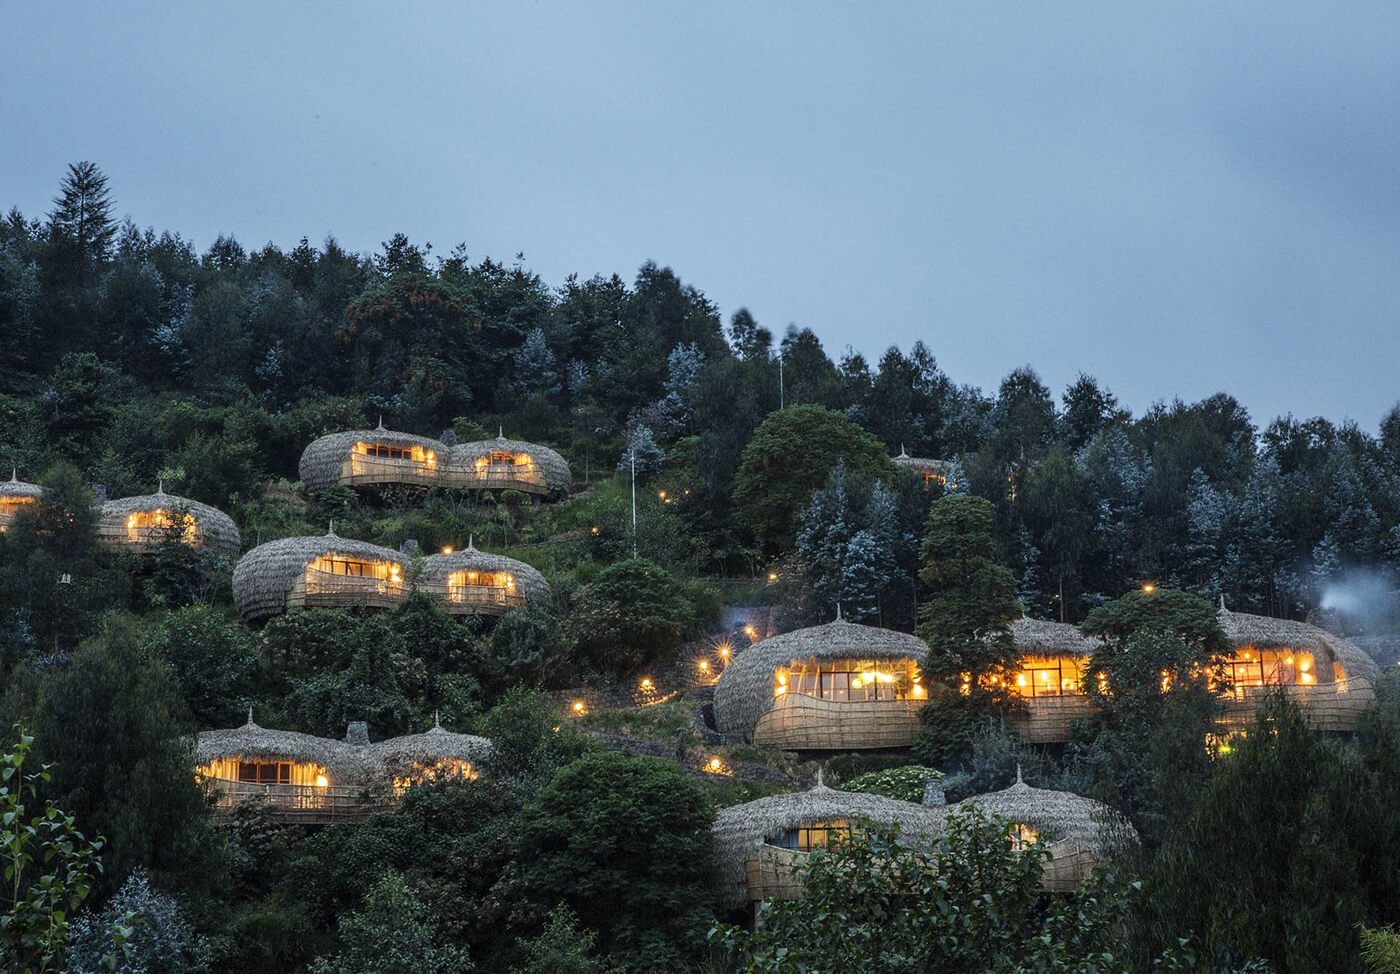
[1218,679,1375,733]
[340,456,549,495]
[753,694,923,750]
[1013,696,1101,744]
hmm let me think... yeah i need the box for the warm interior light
[707,757,723,773]
[315,774,329,788]
[851,678,862,688]
[441,546,453,555]
[572,700,586,714]
[912,684,926,698]
[698,660,709,672]
[640,678,654,691]
[767,572,778,582]
[1016,674,1027,686]
[1142,583,1156,594]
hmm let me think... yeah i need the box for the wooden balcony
[206,780,392,825]
[444,585,526,616]
[1012,695,1101,744]
[340,456,548,494]
[753,693,924,750]
[299,570,406,610]
[1218,678,1375,733]
[344,455,441,488]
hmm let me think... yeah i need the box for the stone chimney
[922,776,946,807]
[91,483,107,503]
[440,428,458,447]
[345,721,370,746]
[399,539,421,556]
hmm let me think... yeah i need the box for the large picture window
[775,659,924,702]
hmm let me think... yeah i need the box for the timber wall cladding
[753,694,923,750]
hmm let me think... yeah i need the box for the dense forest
[3,162,1400,974]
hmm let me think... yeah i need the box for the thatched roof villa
[710,780,950,912]
[418,539,551,616]
[949,770,1136,891]
[892,446,955,489]
[712,615,931,750]
[712,771,1129,911]
[298,423,572,499]
[196,715,491,823]
[0,471,42,532]
[1005,608,1380,742]
[96,486,241,558]
[232,530,408,623]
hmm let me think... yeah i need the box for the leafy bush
[840,765,942,803]
[67,868,211,974]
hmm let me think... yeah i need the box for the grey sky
[5,3,1398,430]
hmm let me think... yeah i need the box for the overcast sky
[5,3,1398,430]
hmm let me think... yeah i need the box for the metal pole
[630,445,638,557]
[779,349,784,409]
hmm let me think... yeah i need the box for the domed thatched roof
[951,772,1136,856]
[892,447,953,479]
[1010,616,1101,658]
[711,783,950,911]
[713,618,929,737]
[198,716,493,783]
[232,530,407,623]
[368,723,493,768]
[1219,606,1380,683]
[99,488,241,558]
[195,716,366,779]
[453,434,572,493]
[0,471,43,500]
[299,424,447,493]
[418,540,551,602]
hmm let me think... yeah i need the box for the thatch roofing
[0,471,43,500]
[453,433,573,492]
[711,783,950,911]
[950,772,1135,855]
[299,424,447,493]
[197,716,493,782]
[99,488,242,558]
[892,447,953,479]
[419,540,551,602]
[1219,606,1380,683]
[1010,616,1102,658]
[713,618,929,737]
[232,530,408,623]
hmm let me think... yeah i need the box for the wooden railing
[341,456,549,493]
[1219,677,1375,732]
[445,585,526,614]
[205,780,392,824]
[302,569,406,610]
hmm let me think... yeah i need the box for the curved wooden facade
[754,694,924,750]
[299,426,572,498]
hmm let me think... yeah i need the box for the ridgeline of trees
[5,162,1400,974]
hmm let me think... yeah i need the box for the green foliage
[1080,587,1230,657]
[143,606,258,727]
[516,750,716,972]
[733,404,893,553]
[66,867,211,974]
[572,558,711,676]
[1146,694,1367,973]
[28,618,211,895]
[714,809,1189,973]
[1361,926,1400,974]
[0,728,104,974]
[508,905,613,974]
[839,764,942,803]
[308,869,473,974]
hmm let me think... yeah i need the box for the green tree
[913,494,1021,766]
[733,404,893,553]
[308,870,473,974]
[144,606,257,727]
[572,558,705,676]
[714,809,1187,973]
[0,728,105,974]
[515,751,715,972]
[29,618,210,895]
[508,906,613,974]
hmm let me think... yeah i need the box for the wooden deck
[443,586,526,616]
[294,570,406,611]
[207,780,392,825]
[340,456,549,495]
[753,693,924,750]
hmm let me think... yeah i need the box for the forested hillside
[4,162,1400,973]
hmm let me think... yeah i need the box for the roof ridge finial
[246,705,255,727]
[816,767,825,788]
[835,602,843,622]
[498,424,504,439]
[157,479,165,495]
[377,414,385,431]
[1015,763,1023,785]
[898,443,908,458]
[433,709,441,729]
[467,533,474,551]
[1219,595,1227,612]
[328,519,336,537]
[9,468,16,483]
